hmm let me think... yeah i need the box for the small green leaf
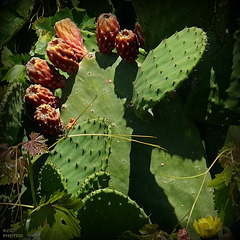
[1,46,13,67]
[209,166,232,189]
[29,205,81,240]
[33,8,73,34]
[28,191,82,240]
[79,13,96,31]
[54,193,83,211]
[34,31,53,56]
[1,64,27,84]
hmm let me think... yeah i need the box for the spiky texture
[34,104,63,137]
[38,162,66,200]
[25,84,60,109]
[132,27,207,118]
[26,57,66,89]
[134,22,145,49]
[59,56,133,195]
[77,171,111,199]
[46,118,112,195]
[0,81,25,145]
[77,188,150,240]
[47,38,79,74]
[54,18,88,60]
[96,13,120,54]
[115,29,139,63]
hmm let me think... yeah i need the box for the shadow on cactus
[1,1,240,239]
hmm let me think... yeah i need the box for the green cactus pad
[60,54,136,194]
[77,188,150,240]
[77,171,111,199]
[46,118,112,195]
[132,27,207,118]
[38,162,66,200]
[0,81,25,145]
[127,95,216,239]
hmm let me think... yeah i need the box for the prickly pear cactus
[77,171,111,199]
[127,94,216,239]
[60,54,137,194]
[77,188,150,239]
[132,27,207,118]
[38,162,66,200]
[0,81,25,145]
[46,118,112,195]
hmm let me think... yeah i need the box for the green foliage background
[0,0,240,239]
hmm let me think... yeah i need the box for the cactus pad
[38,162,66,200]
[77,171,111,199]
[60,55,135,194]
[46,118,112,195]
[77,188,150,239]
[0,81,25,145]
[132,27,207,118]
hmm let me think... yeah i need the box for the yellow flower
[193,216,223,238]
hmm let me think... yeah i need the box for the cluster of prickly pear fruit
[25,18,90,136]
[96,13,144,62]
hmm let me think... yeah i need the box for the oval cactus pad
[133,27,207,118]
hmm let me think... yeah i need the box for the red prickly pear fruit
[96,13,120,54]
[134,22,145,49]
[34,104,63,137]
[115,29,139,63]
[26,57,66,90]
[25,84,60,109]
[54,18,88,60]
[177,228,191,240]
[47,38,79,74]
